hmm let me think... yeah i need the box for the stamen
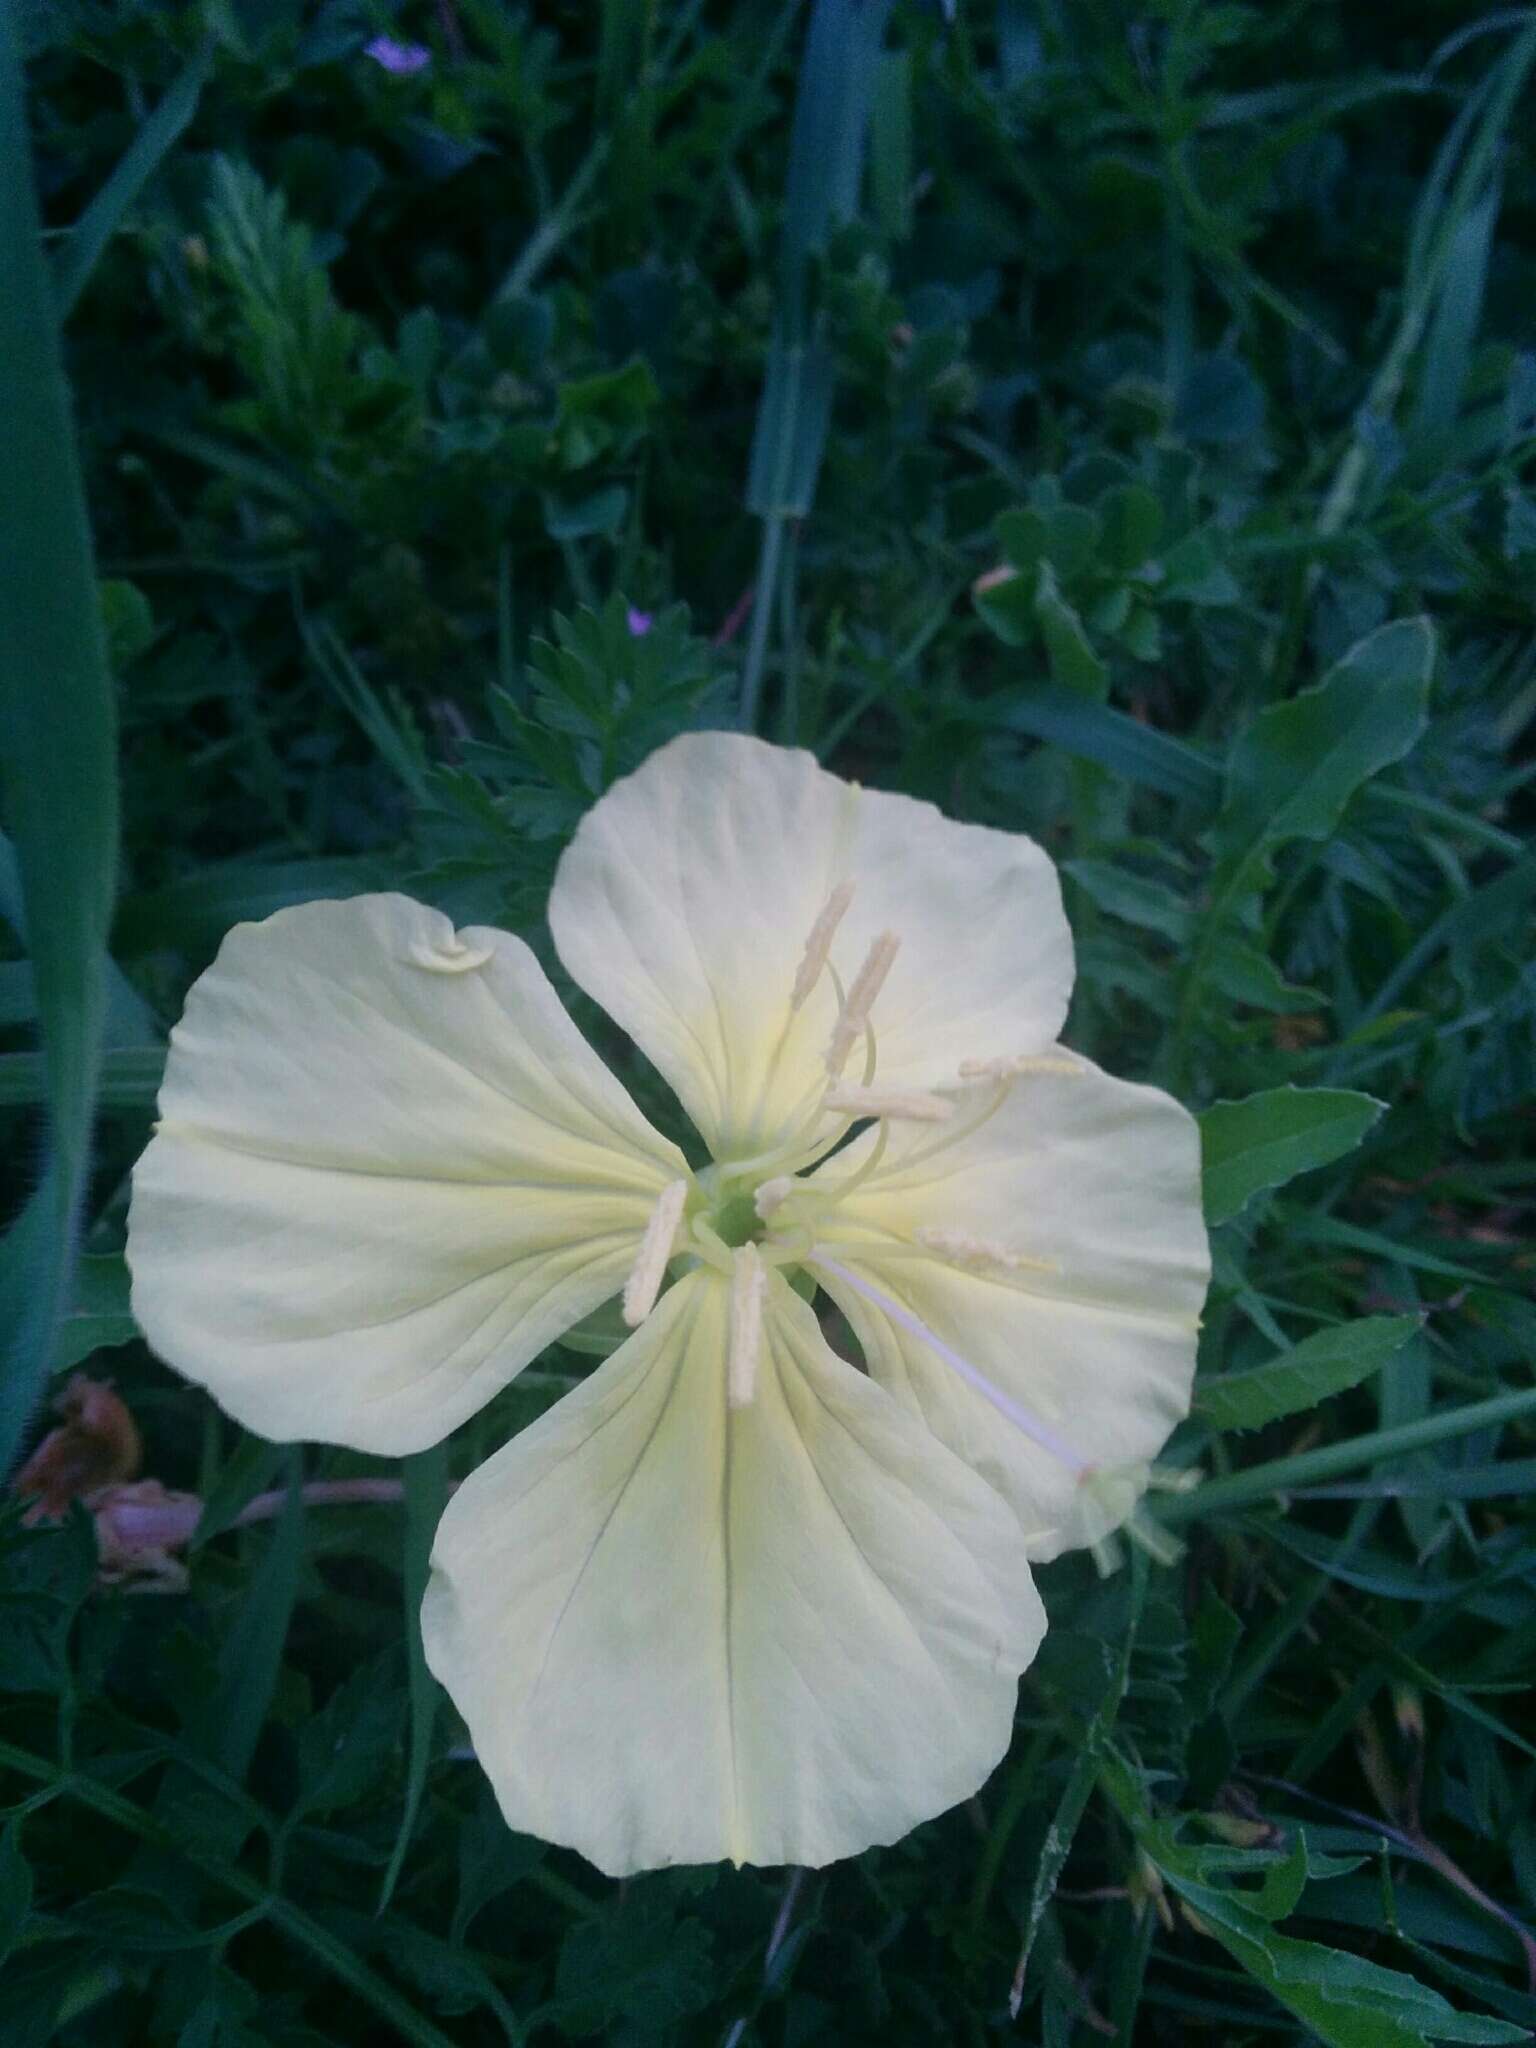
[958,1053,1085,1081]
[790,882,855,1009]
[915,1226,1058,1274]
[621,1180,689,1326]
[754,1175,795,1221]
[823,1083,954,1124]
[728,1246,767,1410]
[812,1257,1089,1476]
[826,931,900,1074]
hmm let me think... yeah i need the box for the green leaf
[549,1889,716,2038]
[0,1821,33,1972]
[296,1657,405,1821]
[996,689,1221,805]
[0,16,120,1473]
[0,1045,164,1112]
[1008,1562,1145,2014]
[196,1455,305,1782]
[1065,859,1192,944]
[1206,937,1325,1015]
[1100,1755,1527,2047]
[1201,1086,1386,1225]
[50,1252,137,1372]
[1035,563,1108,696]
[1159,527,1241,604]
[1212,617,1435,895]
[114,858,383,956]
[52,40,213,318]
[1197,1316,1421,1431]
[1098,483,1163,571]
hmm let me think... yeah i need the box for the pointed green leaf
[1213,617,1434,893]
[1197,1316,1421,1431]
[1201,1086,1386,1225]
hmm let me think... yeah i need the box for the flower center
[620,894,1160,1526]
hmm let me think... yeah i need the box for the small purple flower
[365,35,432,77]
[626,607,654,638]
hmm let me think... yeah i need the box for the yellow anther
[728,1245,767,1410]
[826,931,900,1074]
[621,1180,689,1327]
[754,1175,796,1221]
[915,1226,1058,1274]
[790,882,855,1009]
[824,1083,953,1124]
[957,1053,1085,1081]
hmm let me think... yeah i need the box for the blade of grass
[1314,19,1536,551]
[202,1453,306,1784]
[0,12,120,1475]
[378,1441,448,1914]
[740,0,895,731]
[52,38,213,319]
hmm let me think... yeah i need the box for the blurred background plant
[2,2,1535,2044]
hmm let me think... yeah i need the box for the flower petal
[127,895,688,1454]
[815,1057,1209,1558]
[548,733,1073,1163]
[422,1269,1042,1876]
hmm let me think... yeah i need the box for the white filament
[728,1245,767,1409]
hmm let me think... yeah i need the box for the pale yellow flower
[126,732,1208,1877]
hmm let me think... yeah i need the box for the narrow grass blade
[52,39,212,319]
[0,12,120,1474]
[378,1441,448,1913]
[201,1454,306,1784]
[740,0,895,730]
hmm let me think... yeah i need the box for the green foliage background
[3,2,1535,2043]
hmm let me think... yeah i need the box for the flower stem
[1164,1386,1536,1524]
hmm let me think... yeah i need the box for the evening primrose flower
[126,732,1208,1877]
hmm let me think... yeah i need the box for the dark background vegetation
[2,2,1535,2042]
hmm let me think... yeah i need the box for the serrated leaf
[450,1805,547,1948]
[1201,1086,1386,1224]
[1101,1756,1528,2047]
[549,1891,716,2038]
[1197,1316,1420,1430]
[296,1656,404,1820]
[1213,618,1434,899]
